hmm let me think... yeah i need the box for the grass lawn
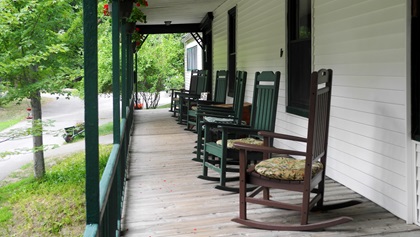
[0,145,112,236]
[0,100,31,132]
[0,97,55,132]
[0,97,115,236]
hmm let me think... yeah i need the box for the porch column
[83,0,99,226]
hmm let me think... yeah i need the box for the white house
[200,0,419,225]
[182,33,203,90]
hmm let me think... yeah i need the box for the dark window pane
[287,0,312,118]
[298,0,311,39]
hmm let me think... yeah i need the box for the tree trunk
[30,90,45,179]
[140,92,160,109]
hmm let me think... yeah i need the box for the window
[187,46,197,71]
[412,0,420,141]
[287,0,312,117]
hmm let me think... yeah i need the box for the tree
[0,1,84,178]
[136,34,184,109]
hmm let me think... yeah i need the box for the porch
[121,108,420,237]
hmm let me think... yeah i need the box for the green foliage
[74,6,114,97]
[0,145,112,236]
[99,121,113,136]
[0,0,84,178]
[0,0,84,104]
[0,118,21,132]
[136,34,184,108]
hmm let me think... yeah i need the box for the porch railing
[82,1,135,236]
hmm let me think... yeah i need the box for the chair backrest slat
[213,70,228,103]
[306,69,333,164]
[232,71,247,122]
[195,70,208,95]
[250,71,281,131]
[189,69,199,93]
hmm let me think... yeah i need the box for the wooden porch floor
[121,108,420,237]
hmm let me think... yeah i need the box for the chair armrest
[197,104,236,116]
[258,131,307,143]
[218,124,255,133]
[233,142,307,157]
[179,93,201,99]
[197,110,236,118]
[198,103,233,109]
[202,119,245,128]
[195,100,224,106]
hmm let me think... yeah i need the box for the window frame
[286,0,312,118]
[227,6,237,97]
[186,45,198,71]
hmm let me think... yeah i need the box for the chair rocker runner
[198,71,281,192]
[231,69,361,230]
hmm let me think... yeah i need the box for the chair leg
[197,152,220,181]
[214,154,243,192]
[197,126,221,181]
[192,122,203,162]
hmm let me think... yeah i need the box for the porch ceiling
[139,0,226,25]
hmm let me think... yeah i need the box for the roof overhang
[136,0,225,33]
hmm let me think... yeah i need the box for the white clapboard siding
[212,1,236,103]
[236,0,286,103]
[313,0,408,219]
[213,0,286,104]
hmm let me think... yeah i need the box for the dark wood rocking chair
[231,69,361,230]
[198,71,281,192]
[185,70,229,131]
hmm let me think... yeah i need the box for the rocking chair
[231,69,361,230]
[185,70,229,131]
[171,69,199,117]
[198,71,281,192]
[191,70,248,162]
[177,69,208,124]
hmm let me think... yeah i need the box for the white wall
[313,0,409,220]
[212,1,234,103]
[213,0,286,104]
[212,0,413,222]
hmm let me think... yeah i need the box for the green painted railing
[83,1,135,236]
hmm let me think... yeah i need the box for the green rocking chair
[198,71,281,192]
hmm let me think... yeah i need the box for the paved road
[0,94,114,181]
[0,91,172,181]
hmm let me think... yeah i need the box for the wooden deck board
[122,109,420,237]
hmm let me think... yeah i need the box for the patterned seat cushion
[255,157,323,181]
[216,137,263,149]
